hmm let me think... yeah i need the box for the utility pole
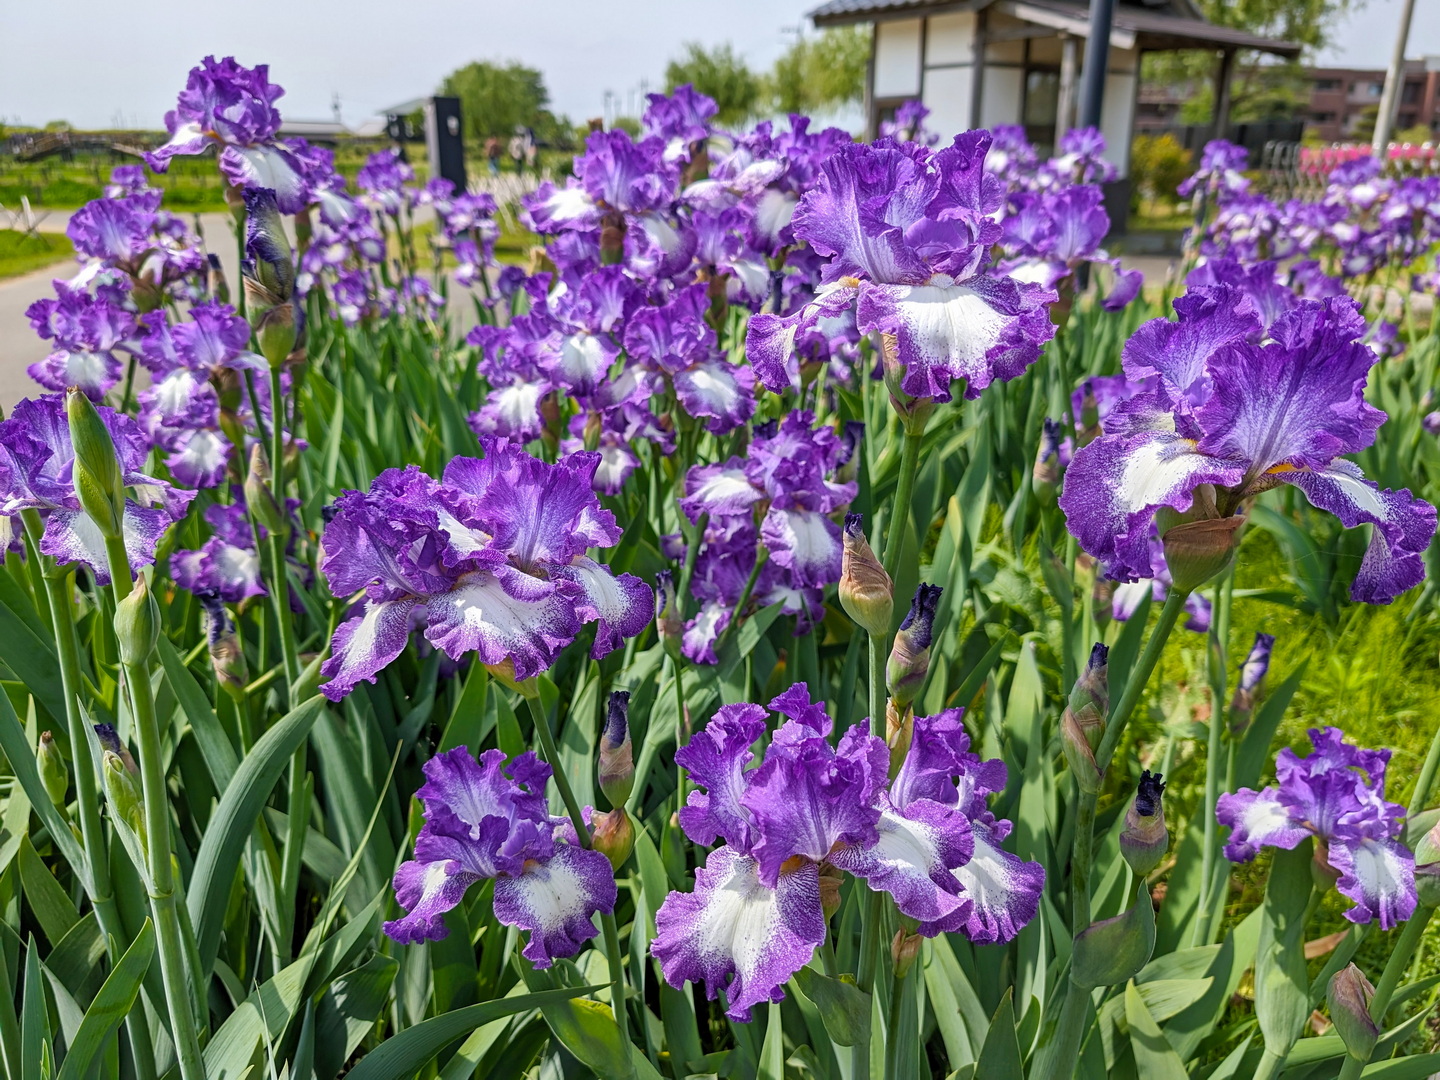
[1078,0,1118,130]
[1372,0,1418,158]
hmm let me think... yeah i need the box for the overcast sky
[3,0,1439,131]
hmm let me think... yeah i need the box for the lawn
[0,228,74,279]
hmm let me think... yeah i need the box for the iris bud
[598,691,634,808]
[1412,821,1440,907]
[891,928,923,979]
[1120,770,1168,875]
[1032,418,1063,500]
[592,807,635,872]
[66,388,125,540]
[200,595,248,700]
[102,750,148,865]
[1072,881,1156,988]
[93,723,138,775]
[242,187,298,368]
[655,571,683,660]
[886,698,913,780]
[887,584,941,709]
[1328,963,1379,1060]
[880,332,935,434]
[1062,643,1109,793]
[839,514,893,637]
[37,732,68,809]
[1229,632,1275,736]
[1157,492,1243,592]
[1077,380,1102,447]
[114,574,159,667]
[834,421,865,486]
[244,444,288,540]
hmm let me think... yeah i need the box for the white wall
[925,11,975,66]
[980,68,1025,129]
[874,19,923,98]
[924,67,975,141]
[1101,71,1138,176]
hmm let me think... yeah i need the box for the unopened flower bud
[886,697,913,779]
[592,807,635,871]
[834,421,865,485]
[1328,963,1379,1060]
[242,187,299,368]
[66,388,125,539]
[114,574,159,667]
[840,514,893,637]
[1033,418,1063,497]
[1229,632,1275,736]
[1120,770,1168,875]
[1062,643,1109,793]
[37,732,68,808]
[887,584,941,709]
[1413,821,1440,907]
[819,864,844,922]
[93,723,138,775]
[598,691,634,808]
[200,595,248,700]
[102,750,147,865]
[1157,496,1243,593]
[655,571,683,660]
[244,444,288,539]
[207,253,231,305]
[891,928,923,979]
[880,332,935,434]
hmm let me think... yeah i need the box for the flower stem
[102,550,206,1080]
[881,429,925,580]
[1336,905,1435,1080]
[883,964,911,1080]
[1409,722,1440,818]
[1037,589,1191,1080]
[1195,572,1234,946]
[523,692,631,1051]
[27,528,157,1080]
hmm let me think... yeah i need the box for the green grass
[0,228,74,279]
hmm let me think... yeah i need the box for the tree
[1142,0,1366,125]
[664,43,762,126]
[766,27,869,116]
[440,61,554,143]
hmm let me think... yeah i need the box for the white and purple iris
[383,747,617,965]
[0,395,194,584]
[676,412,859,663]
[747,131,1056,401]
[652,684,1043,1021]
[1058,291,1436,604]
[1218,727,1417,929]
[317,439,652,701]
[144,56,311,214]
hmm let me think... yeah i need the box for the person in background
[485,136,500,176]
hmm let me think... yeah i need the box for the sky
[3,0,1440,131]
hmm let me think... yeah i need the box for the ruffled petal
[492,843,617,967]
[674,360,756,435]
[857,275,1055,402]
[829,800,972,924]
[675,703,768,849]
[423,571,579,680]
[652,845,825,1022]
[40,502,174,585]
[1280,460,1436,604]
[926,821,1044,944]
[760,507,842,588]
[678,460,763,522]
[382,858,481,944]
[550,557,653,659]
[1058,426,1243,582]
[219,144,310,214]
[1328,835,1417,930]
[320,597,420,701]
[1215,786,1310,862]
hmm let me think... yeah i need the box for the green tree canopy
[1143,0,1365,124]
[766,27,869,116]
[440,60,559,143]
[664,43,762,126]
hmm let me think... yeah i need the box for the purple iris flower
[357,148,415,216]
[1058,292,1436,603]
[172,504,263,602]
[652,686,1041,1020]
[1217,727,1416,929]
[0,395,193,584]
[1178,140,1250,200]
[25,284,136,399]
[879,100,939,146]
[677,413,856,662]
[318,441,652,700]
[144,56,309,213]
[749,131,1056,400]
[383,747,617,963]
[643,83,718,152]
